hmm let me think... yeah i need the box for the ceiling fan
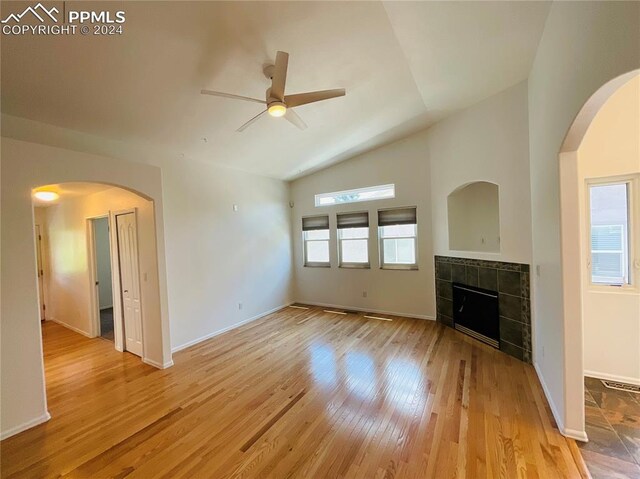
[201,51,346,132]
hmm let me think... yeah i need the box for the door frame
[113,208,144,357]
[34,224,46,321]
[88,209,143,355]
[87,214,122,349]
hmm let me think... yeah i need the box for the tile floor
[579,377,640,479]
[100,307,114,342]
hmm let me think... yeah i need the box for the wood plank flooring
[1,306,588,478]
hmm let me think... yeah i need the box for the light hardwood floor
[1,306,589,478]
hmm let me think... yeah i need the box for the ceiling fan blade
[237,110,268,132]
[201,90,265,105]
[270,51,289,101]
[284,89,345,108]
[284,108,308,130]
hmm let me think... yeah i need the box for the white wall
[578,76,640,384]
[160,157,293,351]
[93,218,113,310]
[290,132,435,319]
[428,80,532,264]
[528,1,640,438]
[42,187,154,337]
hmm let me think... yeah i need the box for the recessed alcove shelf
[447,181,500,253]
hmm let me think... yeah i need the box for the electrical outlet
[238,302,243,310]
[362,291,367,298]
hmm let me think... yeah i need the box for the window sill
[588,284,639,295]
[304,263,331,268]
[381,264,418,271]
[339,263,370,269]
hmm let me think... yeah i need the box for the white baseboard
[533,362,588,442]
[584,370,640,386]
[565,427,589,442]
[142,357,174,369]
[171,302,293,353]
[0,411,51,440]
[297,301,436,321]
[50,318,92,338]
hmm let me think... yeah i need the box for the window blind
[378,207,417,226]
[302,215,329,231]
[336,212,369,229]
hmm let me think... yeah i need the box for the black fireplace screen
[452,283,500,348]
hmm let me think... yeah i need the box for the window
[589,182,630,285]
[379,207,418,269]
[302,216,330,267]
[315,184,395,207]
[337,212,369,268]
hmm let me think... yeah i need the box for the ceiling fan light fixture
[34,191,59,202]
[268,102,287,117]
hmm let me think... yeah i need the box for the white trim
[171,303,293,353]
[0,412,51,440]
[534,362,588,442]
[299,301,436,320]
[50,318,92,338]
[584,370,640,386]
[142,357,174,369]
[564,428,589,443]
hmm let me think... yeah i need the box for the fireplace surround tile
[498,270,521,296]
[465,266,480,287]
[478,267,498,291]
[435,255,532,363]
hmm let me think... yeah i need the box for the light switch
[233,204,239,212]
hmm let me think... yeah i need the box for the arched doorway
[1,140,172,440]
[32,182,161,357]
[559,70,639,443]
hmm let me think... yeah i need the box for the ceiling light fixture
[267,102,287,117]
[34,191,59,202]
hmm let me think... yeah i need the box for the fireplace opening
[452,283,500,348]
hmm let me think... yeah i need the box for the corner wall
[427,81,532,264]
[527,1,640,438]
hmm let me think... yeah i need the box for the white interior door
[35,225,46,321]
[116,212,143,357]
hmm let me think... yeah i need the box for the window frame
[302,216,331,268]
[379,225,419,271]
[337,211,370,269]
[315,184,395,207]
[586,176,638,290]
[378,207,418,271]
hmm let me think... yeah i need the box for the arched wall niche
[447,181,500,253]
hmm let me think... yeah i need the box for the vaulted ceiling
[1,1,550,179]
